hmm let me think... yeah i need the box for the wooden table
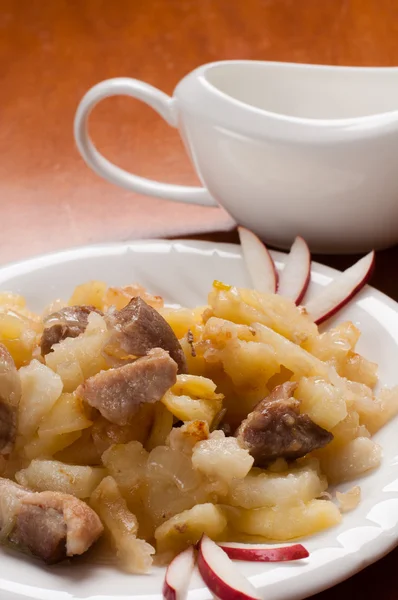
[0,0,397,597]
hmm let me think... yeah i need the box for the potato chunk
[319,437,382,484]
[295,377,347,430]
[15,459,105,498]
[303,321,359,368]
[102,441,148,497]
[91,404,155,454]
[252,323,358,406]
[336,486,361,513]
[23,431,82,460]
[167,420,209,455]
[68,281,107,310]
[155,503,227,554]
[146,403,173,451]
[354,386,398,434]
[145,446,207,527]
[18,360,63,439]
[90,476,155,573]
[340,352,378,388]
[37,392,92,438]
[192,431,253,484]
[229,460,327,509]
[208,285,317,345]
[0,310,38,367]
[103,284,163,311]
[45,312,109,392]
[229,499,341,540]
[161,375,223,425]
[157,307,203,340]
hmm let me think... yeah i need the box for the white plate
[0,239,397,600]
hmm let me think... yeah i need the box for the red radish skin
[218,543,309,562]
[305,251,375,325]
[163,546,196,600]
[238,226,278,294]
[278,236,311,305]
[198,535,260,600]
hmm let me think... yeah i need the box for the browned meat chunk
[41,305,102,356]
[0,344,21,455]
[105,297,187,373]
[0,478,103,564]
[12,504,67,563]
[77,347,177,426]
[236,382,333,466]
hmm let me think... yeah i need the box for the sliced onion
[198,535,260,600]
[163,546,196,600]
[278,236,311,305]
[218,542,309,562]
[305,251,375,324]
[238,227,278,294]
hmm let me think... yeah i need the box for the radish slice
[198,535,260,600]
[278,236,311,304]
[305,251,375,325]
[218,542,309,562]
[238,226,278,294]
[163,546,196,600]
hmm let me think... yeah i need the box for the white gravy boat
[74,61,398,253]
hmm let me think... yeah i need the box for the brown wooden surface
[0,0,398,597]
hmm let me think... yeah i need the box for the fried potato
[340,352,378,388]
[161,374,223,425]
[54,428,101,465]
[192,431,253,485]
[295,377,347,430]
[102,441,148,497]
[37,392,92,438]
[157,307,204,340]
[0,310,39,367]
[23,430,82,460]
[103,284,163,311]
[91,404,155,455]
[18,360,63,439]
[155,503,227,554]
[68,281,107,310]
[354,385,398,434]
[227,499,341,540]
[146,403,173,451]
[209,284,318,345]
[0,292,26,310]
[15,459,105,498]
[303,321,360,365]
[91,476,155,573]
[329,410,370,448]
[228,460,327,509]
[202,318,283,423]
[319,437,382,484]
[336,486,361,512]
[167,420,209,455]
[179,332,208,376]
[206,335,280,388]
[145,445,207,527]
[205,323,279,381]
[252,322,359,405]
[45,312,109,391]
[304,323,378,388]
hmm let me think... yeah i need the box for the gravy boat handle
[74,78,216,206]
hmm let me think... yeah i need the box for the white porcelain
[0,239,398,600]
[74,62,398,254]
